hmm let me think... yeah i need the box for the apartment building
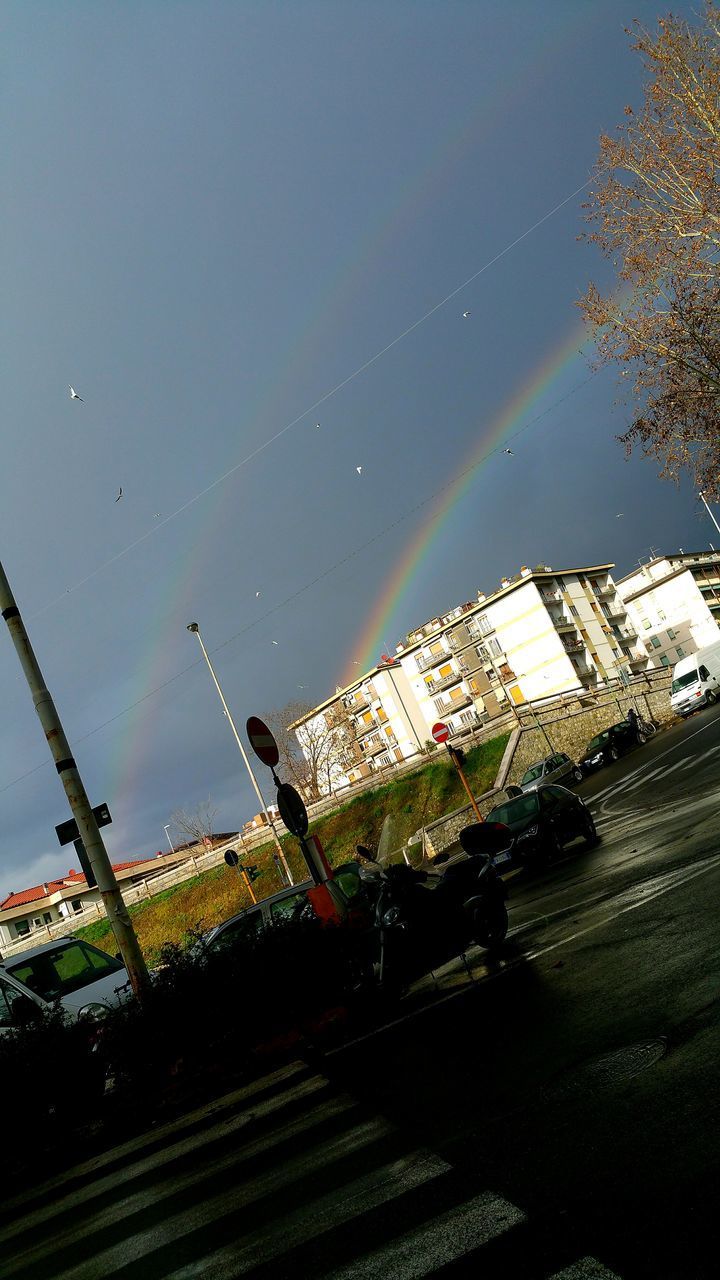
[616,550,720,669]
[293,660,428,791]
[294,561,639,795]
[395,564,635,729]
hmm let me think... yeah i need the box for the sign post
[224,847,259,904]
[247,717,329,886]
[432,721,483,823]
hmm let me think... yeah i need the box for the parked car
[485,784,597,869]
[0,937,130,1036]
[198,878,354,957]
[519,751,584,792]
[580,719,647,771]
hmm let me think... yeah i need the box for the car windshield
[672,670,698,693]
[520,763,545,785]
[487,793,540,825]
[6,941,124,1002]
[586,731,610,752]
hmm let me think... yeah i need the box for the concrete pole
[187,624,293,886]
[699,491,720,538]
[0,559,150,999]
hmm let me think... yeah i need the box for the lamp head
[187,622,199,633]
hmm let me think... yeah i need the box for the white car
[0,936,130,1036]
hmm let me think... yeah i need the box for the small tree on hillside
[266,700,357,801]
[170,797,217,849]
[580,4,720,495]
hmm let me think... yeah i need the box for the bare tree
[266,700,357,800]
[580,4,720,495]
[170,797,217,849]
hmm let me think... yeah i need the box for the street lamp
[699,491,720,538]
[163,824,175,853]
[186,623,293,886]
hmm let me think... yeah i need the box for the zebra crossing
[0,1060,627,1279]
[590,739,720,811]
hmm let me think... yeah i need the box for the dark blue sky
[1,1,712,897]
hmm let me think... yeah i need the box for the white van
[670,640,720,717]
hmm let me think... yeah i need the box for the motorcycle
[362,821,511,997]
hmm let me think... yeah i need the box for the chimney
[477,592,486,602]
[500,577,511,589]
[520,566,531,578]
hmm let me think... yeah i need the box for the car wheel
[609,745,619,762]
[583,811,598,846]
[707,690,716,706]
[573,767,583,783]
[473,898,509,950]
[637,730,647,745]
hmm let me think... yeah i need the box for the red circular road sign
[431,721,450,744]
[246,716,280,768]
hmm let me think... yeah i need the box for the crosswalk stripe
[159,1152,451,1280]
[548,1257,622,1278]
[325,1190,526,1277]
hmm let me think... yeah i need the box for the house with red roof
[0,852,192,948]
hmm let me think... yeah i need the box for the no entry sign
[246,716,280,768]
[431,721,450,744]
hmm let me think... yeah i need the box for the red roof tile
[0,857,158,911]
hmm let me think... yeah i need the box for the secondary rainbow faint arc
[343,322,590,684]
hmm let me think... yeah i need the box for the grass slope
[78,734,508,962]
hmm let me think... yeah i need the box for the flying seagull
[462,310,471,319]
[271,639,279,645]
[315,422,321,429]
[255,591,261,598]
[616,513,624,518]
[356,466,362,475]
[154,512,161,518]
[503,448,514,456]
[69,386,83,401]
[115,487,123,503]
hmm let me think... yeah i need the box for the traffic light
[452,746,466,767]
[240,864,262,881]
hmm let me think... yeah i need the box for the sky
[0,0,713,898]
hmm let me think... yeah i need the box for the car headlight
[591,753,603,764]
[382,906,402,927]
[78,1002,110,1022]
[516,824,539,841]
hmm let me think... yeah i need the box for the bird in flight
[115,487,123,503]
[255,591,261,598]
[69,386,83,401]
[503,448,514,456]
[154,512,161,518]
[616,513,624,518]
[462,310,471,319]
[271,639,279,646]
[356,466,362,475]
[315,422,321,429]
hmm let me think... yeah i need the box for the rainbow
[342,321,590,684]
[107,7,600,818]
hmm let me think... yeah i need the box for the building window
[667,628,676,640]
[488,637,502,657]
[650,636,662,649]
[434,697,446,714]
[71,899,83,914]
[476,644,489,662]
[477,614,493,636]
[43,912,52,924]
[676,646,685,658]
[570,605,579,617]
[15,919,30,936]
[643,620,651,630]
[460,710,476,725]
[438,663,453,678]
[660,655,670,667]
[375,752,390,767]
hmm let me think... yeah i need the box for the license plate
[492,850,512,866]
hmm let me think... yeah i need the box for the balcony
[595,585,614,599]
[604,605,626,621]
[362,735,388,756]
[416,648,450,672]
[344,691,370,713]
[562,636,584,654]
[355,716,379,739]
[424,670,463,695]
[434,689,473,713]
[552,614,576,632]
[541,590,562,604]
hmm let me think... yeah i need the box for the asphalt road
[4,705,720,1278]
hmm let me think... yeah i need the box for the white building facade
[616,551,720,670]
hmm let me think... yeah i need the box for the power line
[28,177,592,623]
[1,367,597,799]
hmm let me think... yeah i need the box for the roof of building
[0,858,158,912]
[615,550,720,587]
[288,659,402,727]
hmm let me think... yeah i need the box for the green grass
[77,733,508,963]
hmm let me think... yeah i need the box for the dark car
[519,751,584,792]
[485,784,597,869]
[580,719,645,772]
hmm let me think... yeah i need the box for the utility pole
[0,558,149,998]
[187,623,293,886]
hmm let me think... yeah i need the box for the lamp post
[187,623,293,885]
[163,824,175,853]
[699,491,720,538]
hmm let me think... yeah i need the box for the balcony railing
[605,606,626,621]
[416,649,450,672]
[355,717,379,739]
[562,637,584,654]
[363,734,397,755]
[552,615,576,632]
[434,689,473,713]
[344,691,370,712]
[424,670,463,695]
[595,585,614,599]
